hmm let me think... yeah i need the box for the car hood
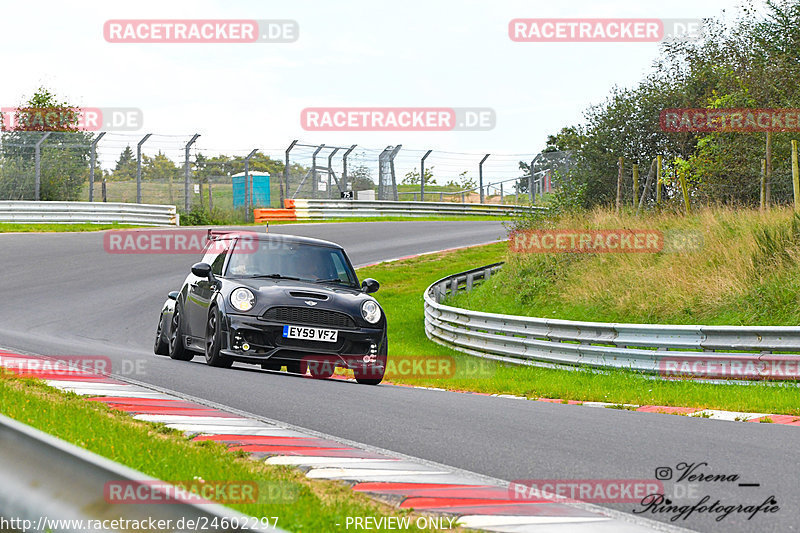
[222,278,380,324]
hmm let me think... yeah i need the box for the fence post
[244,148,258,221]
[283,140,297,205]
[655,155,662,205]
[632,163,639,208]
[89,132,105,202]
[34,132,51,201]
[184,134,200,211]
[500,182,504,204]
[136,134,152,204]
[765,132,773,207]
[760,158,767,211]
[479,154,490,204]
[678,165,691,214]
[793,140,800,213]
[208,181,213,212]
[102,179,107,202]
[421,149,432,201]
[616,157,624,214]
[529,159,535,204]
[327,147,340,198]
[311,145,324,199]
[342,144,356,194]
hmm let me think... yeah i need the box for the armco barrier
[424,263,800,380]
[260,199,539,220]
[0,201,179,226]
[0,413,280,532]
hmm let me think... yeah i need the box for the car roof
[209,230,344,250]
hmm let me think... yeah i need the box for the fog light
[242,342,251,351]
[369,343,377,355]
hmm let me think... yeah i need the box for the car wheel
[205,306,233,368]
[168,305,194,361]
[154,315,170,356]
[355,336,387,385]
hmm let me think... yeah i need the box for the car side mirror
[361,278,380,294]
[191,262,212,279]
[167,291,179,301]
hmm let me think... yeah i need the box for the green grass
[0,374,446,532]
[268,216,514,225]
[0,222,142,232]
[355,241,800,415]
[451,207,800,326]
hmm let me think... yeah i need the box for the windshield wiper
[241,274,301,281]
[314,278,346,284]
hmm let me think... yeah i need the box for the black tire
[355,336,387,385]
[154,315,170,356]
[168,305,194,361]
[205,306,233,368]
[285,360,308,375]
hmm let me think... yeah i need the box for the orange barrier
[284,199,296,209]
[253,208,296,223]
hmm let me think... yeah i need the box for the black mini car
[154,230,387,384]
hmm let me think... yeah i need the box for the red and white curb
[0,350,686,533]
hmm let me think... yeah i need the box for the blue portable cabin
[232,172,271,207]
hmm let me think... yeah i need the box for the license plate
[282,325,338,342]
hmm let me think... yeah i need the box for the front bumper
[220,313,386,369]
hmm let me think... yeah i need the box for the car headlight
[361,300,381,324]
[230,288,255,312]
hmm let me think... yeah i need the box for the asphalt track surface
[0,221,796,533]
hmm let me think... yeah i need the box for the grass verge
[355,241,800,416]
[0,373,445,532]
[0,222,141,232]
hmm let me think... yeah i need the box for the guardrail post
[421,149,432,201]
[244,148,258,220]
[136,134,152,204]
[479,154,490,204]
[466,273,474,292]
[184,134,200,211]
[88,132,105,202]
[34,132,51,201]
[342,144,356,193]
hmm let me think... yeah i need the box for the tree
[0,87,92,201]
[402,166,436,186]
[111,146,137,181]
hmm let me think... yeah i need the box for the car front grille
[262,306,356,328]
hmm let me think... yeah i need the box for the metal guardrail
[0,413,282,532]
[0,201,179,226]
[424,264,800,379]
[288,199,540,219]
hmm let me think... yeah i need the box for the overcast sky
[0,0,760,184]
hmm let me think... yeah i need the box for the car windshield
[225,239,358,287]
